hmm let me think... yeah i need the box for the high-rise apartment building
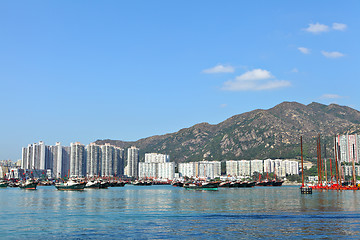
[139,153,174,180]
[263,159,274,173]
[70,142,86,177]
[127,146,139,178]
[178,162,198,178]
[101,143,114,177]
[50,142,63,178]
[227,159,298,177]
[178,161,221,179]
[21,141,46,171]
[226,160,238,176]
[158,162,175,180]
[86,143,101,177]
[336,135,360,163]
[145,153,170,163]
[238,160,251,176]
[113,147,125,177]
[251,160,263,175]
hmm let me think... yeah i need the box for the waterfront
[1,186,360,239]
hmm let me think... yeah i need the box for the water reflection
[1,185,360,238]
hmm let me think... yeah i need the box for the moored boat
[183,181,219,190]
[219,181,231,188]
[132,180,152,186]
[19,179,38,190]
[271,180,284,186]
[109,181,126,187]
[99,180,110,189]
[85,180,100,189]
[171,181,184,187]
[55,179,86,190]
[256,180,272,186]
[0,180,8,188]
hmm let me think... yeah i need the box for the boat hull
[56,183,86,190]
[184,182,219,191]
[85,182,101,189]
[184,186,218,191]
[19,183,37,190]
[272,181,283,186]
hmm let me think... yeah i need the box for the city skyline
[1,1,359,161]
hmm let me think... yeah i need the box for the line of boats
[0,179,127,190]
[1,178,283,191]
[173,179,283,190]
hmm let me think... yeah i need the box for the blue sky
[1,1,359,161]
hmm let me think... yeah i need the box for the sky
[0,1,359,161]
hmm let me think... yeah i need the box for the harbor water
[1,185,360,239]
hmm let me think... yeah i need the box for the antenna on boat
[300,136,312,194]
[301,136,304,188]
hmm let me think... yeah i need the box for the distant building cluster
[16,141,310,180]
[178,161,221,179]
[0,160,23,179]
[20,142,179,180]
[336,135,360,163]
[21,141,126,178]
[225,159,299,177]
[344,166,360,176]
[139,153,175,180]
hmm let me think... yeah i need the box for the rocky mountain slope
[95,102,360,162]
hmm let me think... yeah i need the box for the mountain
[95,102,360,162]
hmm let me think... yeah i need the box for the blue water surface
[1,185,360,239]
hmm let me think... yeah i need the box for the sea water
[1,185,360,239]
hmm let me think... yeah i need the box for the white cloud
[304,23,329,34]
[254,80,291,90]
[291,68,299,73]
[220,104,227,108]
[332,23,347,31]
[321,51,345,58]
[320,94,344,99]
[222,69,291,91]
[203,64,235,74]
[235,69,273,81]
[298,47,310,54]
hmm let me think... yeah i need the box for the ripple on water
[1,186,360,239]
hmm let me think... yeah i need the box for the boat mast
[337,135,342,186]
[329,158,333,185]
[317,137,320,186]
[334,136,339,186]
[319,135,323,186]
[301,136,304,188]
[324,142,328,185]
[352,144,356,187]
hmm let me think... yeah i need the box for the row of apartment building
[178,161,221,179]
[226,159,299,177]
[20,142,176,179]
[21,141,129,178]
[336,134,360,163]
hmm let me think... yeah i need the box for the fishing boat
[219,181,231,188]
[19,179,38,190]
[271,180,284,186]
[85,180,100,189]
[229,181,241,188]
[109,181,126,187]
[243,181,256,187]
[99,180,110,189]
[171,181,184,187]
[0,180,8,188]
[183,181,219,190]
[8,181,19,187]
[55,179,86,190]
[132,180,152,186]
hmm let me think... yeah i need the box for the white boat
[55,179,86,190]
